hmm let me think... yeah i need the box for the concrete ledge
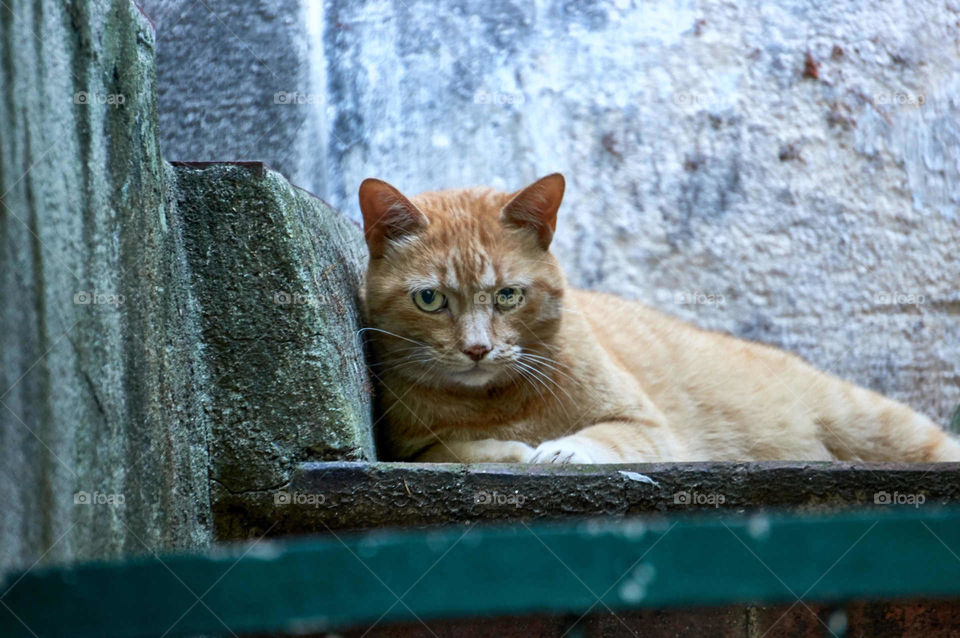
[214,461,960,539]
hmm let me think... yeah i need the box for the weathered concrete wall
[0,1,373,574]
[0,0,211,569]
[139,0,327,197]
[140,0,960,427]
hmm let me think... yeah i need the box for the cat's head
[359,174,566,390]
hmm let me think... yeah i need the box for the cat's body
[359,174,960,464]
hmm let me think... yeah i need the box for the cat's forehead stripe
[480,259,496,289]
[452,246,471,289]
[451,244,497,291]
[444,252,459,289]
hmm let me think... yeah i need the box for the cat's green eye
[413,289,447,313]
[495,287,524,311]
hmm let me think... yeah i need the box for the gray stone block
[171,162,375,496]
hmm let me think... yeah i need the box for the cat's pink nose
[462,345,491,361]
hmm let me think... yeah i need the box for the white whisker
[518,351,584,389]
[514,358,575,412]
[356,327,428,347]
[510,362,545,402]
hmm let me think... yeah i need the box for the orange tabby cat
[358,174,960,463]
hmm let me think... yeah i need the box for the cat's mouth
[448,362,500,387]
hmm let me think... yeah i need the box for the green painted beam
[3,508,960,637]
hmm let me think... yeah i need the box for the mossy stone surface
[172,162,375,496]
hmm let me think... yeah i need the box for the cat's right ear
[358,178,428,258]
[501,173,565,250]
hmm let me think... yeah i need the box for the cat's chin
[447,366,500,388]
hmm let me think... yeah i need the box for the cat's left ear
[501,173,565,250]
[358,178,428,258]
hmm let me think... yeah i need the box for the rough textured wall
[172,163,375,498]
[0,0,211,569]
[0,1,373,574]
[139,0,326,196]
[141,0,960,427]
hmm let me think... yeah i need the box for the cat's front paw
[434,439,536,463]
[495,440,538,463]
[529,437,594,464]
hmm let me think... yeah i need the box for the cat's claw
[529,438,594,464]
